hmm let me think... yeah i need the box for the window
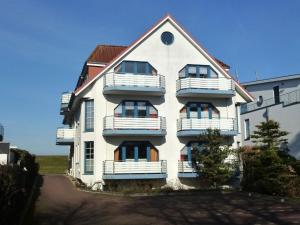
[181,102,219,119]
[124,101,135,117]
[180,142,207,162]
[114,101,158,118]
[179,65,218,79]
[244,119,250,140]
[137,102,147,117]
[114,61,157,75]
[161,31,174,45]
[273,86,280,104]
[84,141,94,174]
[115,141,157,162]
[85,100,94,132]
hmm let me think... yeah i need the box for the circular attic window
[161,31,174,45]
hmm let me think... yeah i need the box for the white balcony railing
[177,118,236,132]
[178,161,197,173]
[60,92,72,114]
[103,160,167,174]
[56,128,75,141]
[104,116,166,131]
[176,77,234,92]
[61,92,71,106]
[104,73,165,89]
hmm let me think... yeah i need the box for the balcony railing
[56,128,74,145]
[176,78,235,97]
[241,89,300,114]
[103,73,165,95]
[103,160,167,179]
[103,116,166,136]
[60,92,72,114]
[178,161,197,173]
[177,118,237,136]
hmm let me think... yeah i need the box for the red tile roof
[87,45,127,64]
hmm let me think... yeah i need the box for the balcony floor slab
[176,89,235,98]
[103,129,166,136]
[178,172,199,178]
[103,86,165,96]
[177,130,237,137]
[103,173,167,180]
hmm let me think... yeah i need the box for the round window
[161,31,174,45]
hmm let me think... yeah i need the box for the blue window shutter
[134,102,138,118]
[134,62,137,74]
[146,102,150,117]
[122,102,125,117]
[187,145,192,162]
[146,146,151,162]
[121,62,125,73]
[207,66,211,78]
[196,66,200,78]
[134,146,138,162]
[187,106,190,119]
[121,146,126,161]
[197,104,201,119]
[185,66,189,77]
[209,106,212,119]
[146,63,150,75]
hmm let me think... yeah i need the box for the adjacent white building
[240,74,300,159]
[57,15,253,188]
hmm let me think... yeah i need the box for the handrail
[241,88,300,114]
[176,77,234,91]
[103,72,165,88]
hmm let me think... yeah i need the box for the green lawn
[36,155,68,174]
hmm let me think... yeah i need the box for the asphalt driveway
[33,175,300,225]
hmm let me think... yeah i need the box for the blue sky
[1,0,300,155]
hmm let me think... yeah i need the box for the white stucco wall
[69,20,249,186]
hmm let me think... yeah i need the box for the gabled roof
[74,14,254,102]
[242,73,300,86]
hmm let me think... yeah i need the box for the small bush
[0,149,38,225]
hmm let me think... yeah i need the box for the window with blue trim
[114,101,158,118]
[180,102,219,119]
[84,141,94,174]
[114,61,157,75]
[85,100,94,132]
[180,142,207,162]
[244,119,250,140]
[114,141,158,162]
[178,65,218,79]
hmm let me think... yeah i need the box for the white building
[57,15,253,189]
[240,74,300,158]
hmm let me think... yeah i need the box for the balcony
[176,78,235,98]
[178,161,198,178]
[103,116,166,136]
[60,92,72,115]
[103,160,167,179]
[177,118,237,137]
[103,73,165,96]
[241,89,300,114]
[56,128,74,145]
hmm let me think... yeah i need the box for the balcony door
[114,141,158,162]
[180,142,207,162]
[180,102,220,119]
[114,101,158,118]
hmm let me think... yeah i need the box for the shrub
[0,149,38,225]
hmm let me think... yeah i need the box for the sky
[0,0,300,155]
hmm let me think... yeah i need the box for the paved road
[33,175,300,225]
